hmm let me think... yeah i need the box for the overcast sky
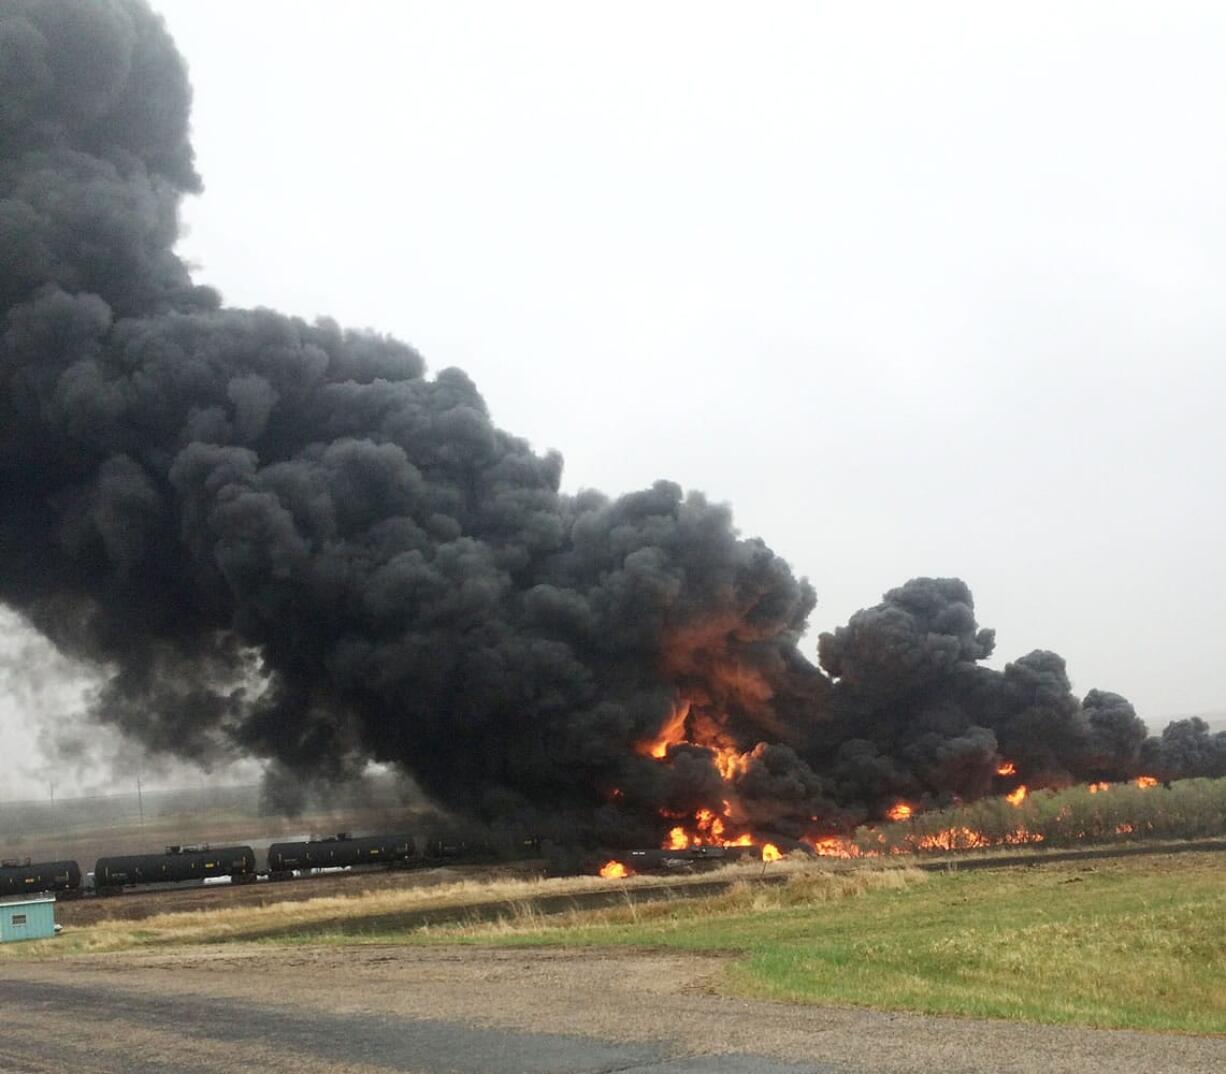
[3,1,1224,797]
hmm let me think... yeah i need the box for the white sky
[3,1,1225,797]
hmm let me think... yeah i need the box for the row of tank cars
[0,832,541,900]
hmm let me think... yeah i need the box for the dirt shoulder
[7,944,1223,1074]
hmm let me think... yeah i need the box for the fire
[810,835,859,858]
[1087,778,1157,793]
[634,693,1082,861]
[914,826,991,851]
[636,697,765,851]
[661,805,755,851]
[598,860,629,879]
[696,807,722,837]
[913,825,1043,851]
[638,700,691,760]
[1115,823,1135,835]
[712,745,752,781]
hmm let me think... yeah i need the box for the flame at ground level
[634,696,1164,865]
[662,805,756,851]
[636,768,1175,866]
[599,860,630,879]
[811,836,860,858]
[1087,777,1159,793]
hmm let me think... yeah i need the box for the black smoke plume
[0,1,1202,844]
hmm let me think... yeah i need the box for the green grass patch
[7,844,1225,1034]
[411,854,1226,1033]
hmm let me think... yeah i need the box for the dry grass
[427,864,925,941]
[0,854,840,959]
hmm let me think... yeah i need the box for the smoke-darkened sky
[2,0,1224,799]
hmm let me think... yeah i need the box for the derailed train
[263,833,516,876]
[1,835,762,900]
[0,832,544,899]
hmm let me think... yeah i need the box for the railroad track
[236,837,1226,940]
[51,836,1226,931]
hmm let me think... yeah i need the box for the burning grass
[422,864,925,938]
[827,775,1226,858]
[413,852,1226,1034]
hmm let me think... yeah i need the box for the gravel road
[2,945,1222,1074]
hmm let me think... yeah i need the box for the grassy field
[418,853,1226,1034]
[5,850,1225,1034]
[0,857,786,959]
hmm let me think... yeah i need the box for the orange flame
[1133,775,1159,789]
[598,860,629,879]
[1005,785,1028,807]
[637,691,773,851]
[637,700,690,760]
[913,825,1043,851]
[996,761,1016,776]
[761,843,782,863]
[695,807,721,835]
[811,836,859,857]
[886,802,913,822]
[915,826,991,851]
[660,803,756,851]
[712,745,752,781]
[1087,781,1110,793]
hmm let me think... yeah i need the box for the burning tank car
[620,845,759,870]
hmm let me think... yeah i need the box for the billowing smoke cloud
[806,578,1155,827]
[0,1,1204,845]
